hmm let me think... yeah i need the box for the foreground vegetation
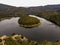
[0,34,60,45]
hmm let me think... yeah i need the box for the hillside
[28,4,60,11]
[0,4,60,15]
[1,4,60,11]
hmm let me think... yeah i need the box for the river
[0,15,60,42]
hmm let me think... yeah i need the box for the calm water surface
[0,15,60,42]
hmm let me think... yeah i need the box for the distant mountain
[0,4,29,17]
[28,4,60,12]
[0,4,16,11]
[45,4,60,10]
[0,4,28,12]
[0,4,60,15]
[0,4,60,11]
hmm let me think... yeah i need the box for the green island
[0,34,60,45]
[18,16,40,28]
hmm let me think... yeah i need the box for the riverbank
[20,23,40,28]
[36,14,60,26]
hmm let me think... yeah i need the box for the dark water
[0,15,60,42]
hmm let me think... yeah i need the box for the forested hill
[1,4,60,16]
[0,4,16,11]
[0,4,60,14]
[28,4,60,11]
[0,4,28,17]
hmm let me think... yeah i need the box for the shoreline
[19,23,40,28]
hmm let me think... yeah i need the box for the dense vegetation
[36,11,60,26]
[18,16,40,27]
[0,34,60,45]
[18,16,40,25]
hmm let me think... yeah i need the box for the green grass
[18,16,40,25]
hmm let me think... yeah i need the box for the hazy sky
[0,0,60,7]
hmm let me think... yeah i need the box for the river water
[0,15,60,42]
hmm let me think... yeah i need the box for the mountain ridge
[0,3,60,11]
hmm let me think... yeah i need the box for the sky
[0,0,60,7]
